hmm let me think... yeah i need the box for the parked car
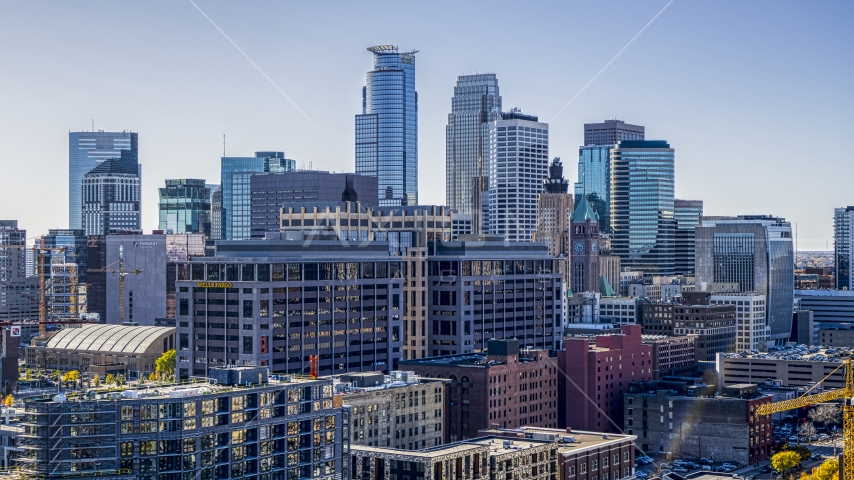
[700,465,712,471]
[673,467,688,473]
[788,435,799,442]
[700,458,713,464]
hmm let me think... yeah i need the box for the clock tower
[570,195,600,293]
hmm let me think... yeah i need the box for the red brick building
[400,339,558,442]
[558,324,653,432]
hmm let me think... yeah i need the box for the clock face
[574,242,584,253]
[591,242,598,253]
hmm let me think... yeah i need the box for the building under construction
[15,367,348,479]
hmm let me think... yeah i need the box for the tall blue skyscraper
[574,145,612,232]
[158,179,212,236]
[68,131,138,229]
[446,74,501,228]
[220,152,295,240]
[609,140,675,276]
[355,45,418,207]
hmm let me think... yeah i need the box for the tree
[156,350,176,377]
[105,374,115,386]
[799,421,817,444]
[149,372,157,382]
[25,370,32,381]
[772,451,801,477]
[812,459,839,480]
[92,375,100,387]
[115,374,125,387]
[51,370,60,381]
[3,395,14,407]
[702,369,717,386]
[61,370,80,384]
[782,444,812,461]
[809,405,842,428]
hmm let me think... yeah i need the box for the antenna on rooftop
[223,134,226,157]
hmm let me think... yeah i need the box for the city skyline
[1,2,852,248]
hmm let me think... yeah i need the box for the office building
[835,206,854,290]
[400,339,558,442]
[818,323,854,347]
[570,196,601,293]
[791,310,817,346]
[674,199,703,275]
[279,201,454,360]
[599,256,621,296]
[0,220,38,322]
[350,435,558,480]
[355,45,418,207]
[482,426,638,480]
[709,293,769,352]
[69,131,138,229]
[334,371,449,449]
[86,235,107,321]
[534,158,573,258]
[486,109,549,242]
[174,231,404,379]
[15,368,347,480]
[584,119,644,147]
[641,292,736,361]
[565,292,641,327]
[610,141,675,276]
[221,151,295,240]
[624,382,772,463]
[446,74,502,231]
[558,325,653,431]
[796,290,854,327]
[696,215,795,343]
[210,185,223,240]
[250,172,377,239]
[81,159,142,236]
[105,233,205,325]
[716,347,852,388]
[425,237,562,355]
[619,268,642,296]
[574,145,612,233]
[641,334,698,379]
[158,179,212,236]
[47,252,87,320]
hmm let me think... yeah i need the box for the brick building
[641,334,699,379]
[334,371,449,450]
[624,382,772,464]
[558,324,653,432]
[399,339,558,442]
[482,426,638,480]
[641,292,736,361]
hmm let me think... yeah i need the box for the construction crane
[86,245,142,323]
[756,357,854,479]
[0,238,74,339]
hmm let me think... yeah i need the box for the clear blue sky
[1,1,851,249]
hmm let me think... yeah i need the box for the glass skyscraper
[69,131,138,229]
[695,215,794,344]
[355,45,418,207]
[574,145,612,232]
[446,74,501,228]
[609,140,675,275]
[220,152,295,240]
[487,109,549,242]
[158,179,212,236]
[835,206,854,290]
[82,159,141,236]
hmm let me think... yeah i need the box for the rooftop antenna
[91,119,94,132]
[223,134,226,157]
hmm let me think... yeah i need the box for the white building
[710,293,769,352]
[487,109,549,242]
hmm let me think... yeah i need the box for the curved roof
[45,324,173,354]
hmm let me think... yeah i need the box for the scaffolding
[15,399,119,478]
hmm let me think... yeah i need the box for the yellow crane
[86,245,142,323]
[756,357,854,479]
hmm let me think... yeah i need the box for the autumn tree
[3,395,14,407]
[812,458,839,480]
[799,422,817,444]
[156,350,176,378]
[105,374,115,386]
[771,451,801,477]
[92,374,100,387]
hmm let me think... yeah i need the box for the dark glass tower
[158,179,212,237]
[674,199,703,275]
[610,140,675,276]
[446,74,501,228]
[69,131,138,229]
[355,45,418,207]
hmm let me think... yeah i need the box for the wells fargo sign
[197,282,233,288]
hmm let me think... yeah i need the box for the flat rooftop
[351,436,554,457]
[479,427,636,452]
[722,344,853,363]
